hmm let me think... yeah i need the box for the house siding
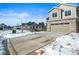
[58,4,77,19]
[47,4,79,33]
[48,8,62,20]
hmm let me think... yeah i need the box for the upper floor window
[65,10,71,16]
[52,12,57,17]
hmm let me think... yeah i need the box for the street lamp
[2,25,4,31]
[20,18,23,33]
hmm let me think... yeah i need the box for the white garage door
[50,23,70,33]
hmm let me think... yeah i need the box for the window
[65,10,71,16]
[52,12,57,17]
[77,8,79,17]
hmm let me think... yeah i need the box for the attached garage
[50,22,70,33]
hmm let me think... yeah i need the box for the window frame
[52,12,57,17]
[65,10,71,16]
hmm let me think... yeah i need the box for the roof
[58,3,78,7]
[48,7,61,13]
[48,3,78,13]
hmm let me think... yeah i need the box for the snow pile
[3,32,30,38]
[43,33,79,55]
[3,32,39,39]
[0,35,9,55]
[0,30,39,39]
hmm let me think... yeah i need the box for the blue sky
[0,3,59,26]
[0,3,78,26]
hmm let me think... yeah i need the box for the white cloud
[30,15,46,23]
[0,10,29,26]
[0,10,29,19]
[0,10,47,26]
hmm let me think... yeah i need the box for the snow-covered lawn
[0,30,38,55]
[3,32,33,39]
[42,33,79,55]
[0,30,37,39]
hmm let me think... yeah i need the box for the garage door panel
[51,24,70,32]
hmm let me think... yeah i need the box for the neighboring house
[22,23,43,31]
[22,25,30,30]
[0,23,12,30]
[30,24,43,31]
[47,3,79,33]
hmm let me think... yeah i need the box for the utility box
[12,27,16,33]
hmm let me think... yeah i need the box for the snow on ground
[0,30,38,39]
[3,32,32,39]
[1,30,79,55]
[0,30,38,55]
[0,35,8,55]
[42,33,79,55]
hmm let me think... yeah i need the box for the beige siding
[58,4,77,19]
[47,22,51,32]
[48,4,77,21]
[48,9,61,21]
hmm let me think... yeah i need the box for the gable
[48,4,77,13]
[48,8,61,13]
[58,4,77,8]
[58,4,77,9]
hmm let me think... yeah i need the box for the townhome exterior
[47,4,79,33]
